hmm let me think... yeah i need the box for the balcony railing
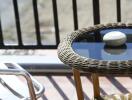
[0,0,121,49]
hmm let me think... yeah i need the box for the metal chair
[0,62,44,100]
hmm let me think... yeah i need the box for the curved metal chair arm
[0,63,44,100]
[13,63,45,100]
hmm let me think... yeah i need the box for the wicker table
[58,23,132,100]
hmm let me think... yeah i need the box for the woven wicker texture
[94,93,132,100]
[58,23,132,74]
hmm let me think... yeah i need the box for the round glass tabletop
[72,28,132,61]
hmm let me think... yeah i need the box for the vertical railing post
[116,0,121,22]
[0,18,4,45]
[32,0,41,46]
[13,0,23,46]
[93,0,101,42]
[52,0,60,46]
[72,0,78,30]
[93,0,100,25]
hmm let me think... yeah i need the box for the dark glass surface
[72,28,132,61]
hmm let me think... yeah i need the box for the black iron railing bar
[72,0,78,30]
[93,0,100,24]
[92,0,101,41]
[116,0,121,22]
[52,0,60,46]
[32,0,42,45]
[13,0,23,45]
[0,18,4,45]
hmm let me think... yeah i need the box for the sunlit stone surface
[103,31,127,46]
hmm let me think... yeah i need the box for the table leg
[91,73,100,98]
[73,68,84,100]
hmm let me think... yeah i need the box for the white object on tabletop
[103,31,127,46]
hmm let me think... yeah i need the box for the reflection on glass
[102,44,132,60]
[104,44,127,55]
[72,28,132,61]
